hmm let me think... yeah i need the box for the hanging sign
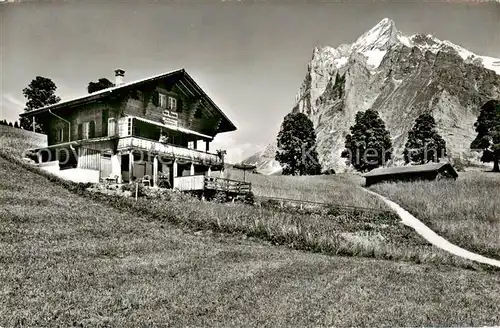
[162,109,178,126]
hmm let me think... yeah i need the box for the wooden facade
[21,69,238,189]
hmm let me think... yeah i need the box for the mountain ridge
[244,18,500,174]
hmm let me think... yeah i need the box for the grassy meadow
[370,172,500,260]
[2,156,500,326]
[216,167,387,210]
[0,125,46,157]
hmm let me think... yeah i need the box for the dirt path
[365,189,500,268]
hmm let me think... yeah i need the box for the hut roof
[363,163,458,178]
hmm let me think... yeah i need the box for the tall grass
[370,172,500,260]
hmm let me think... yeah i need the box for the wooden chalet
[20,68,250,194]
[363,163,458,187]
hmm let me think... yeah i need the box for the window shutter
[89,121,96,138]
[83,122,89,139]
[77,124,83,140]
[152,92,159,106]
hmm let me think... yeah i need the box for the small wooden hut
[363,163,458,187]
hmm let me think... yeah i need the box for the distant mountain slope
[245,18,500,174]
[242,143,282,175]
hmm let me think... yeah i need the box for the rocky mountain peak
[245,18,500,174]
[352,18,400,53]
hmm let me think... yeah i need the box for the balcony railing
[117,136,222,166]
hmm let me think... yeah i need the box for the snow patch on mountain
[364,49,387,68]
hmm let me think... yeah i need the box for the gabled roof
[19,68,237,133]
[363,163,458,178]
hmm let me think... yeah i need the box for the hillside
[245,18,500,173]
[3,154,500,325]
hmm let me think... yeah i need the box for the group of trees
[0,119,20,128]
[275,100,499,175]
[340,110,448,171]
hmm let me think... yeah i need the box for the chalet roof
[19,68,236,133]
[363,162,458,178]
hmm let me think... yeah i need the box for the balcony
[117,136,222,166]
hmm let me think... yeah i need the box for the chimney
[114,69,125,86]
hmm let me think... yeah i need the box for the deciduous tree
[19,76,61,132]
[87,78,115,94]
[403,113,447,164]
[471,99,500,172]
[341,109,392,172]
[275,112,321,176]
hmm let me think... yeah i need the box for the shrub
[157,177,171,189]
[243,191,255,205]
[212,191,229,203]
[121,183,146,197]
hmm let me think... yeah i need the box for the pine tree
[341,109,392,172]
[20,76,61,132]
[14,121,19,128]
[471,99,500,172]
[403,113,447,164]
[275,112,321,176]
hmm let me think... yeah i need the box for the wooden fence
[204,176,252,194]
[173,175,252,194]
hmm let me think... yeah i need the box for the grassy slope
[216,168,385,209]
[370,172,500,260]
[2,158,500,326]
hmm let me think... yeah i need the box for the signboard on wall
[162,110,178,126]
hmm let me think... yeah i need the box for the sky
[1,0,499,162]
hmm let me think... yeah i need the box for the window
[77,124,83,140]
[102,109,109,135]
[159,93,167,108]
[117,117,131,137]
[108,118,116,136]
[89,121,96,138]
[127,118,132,136]
[168,97,177,111]
[188,141,195,149]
